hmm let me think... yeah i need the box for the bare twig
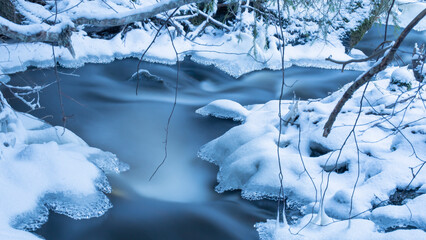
[136,8,179,95]
[149,23,180,181]
[384,0,396,43]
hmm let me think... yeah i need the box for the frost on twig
[0,82,52,110]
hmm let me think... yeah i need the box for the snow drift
[0,93,128,240]
[197,66,426,239]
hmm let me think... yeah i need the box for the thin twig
[149,20,180,181]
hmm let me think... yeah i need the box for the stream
[4,24,424,240]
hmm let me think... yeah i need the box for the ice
[0,92,127,240]
[197,66,426,239]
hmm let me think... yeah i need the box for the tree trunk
[0,0,23,24]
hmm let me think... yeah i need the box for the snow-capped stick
[322,8,426,138]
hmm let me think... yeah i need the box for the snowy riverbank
[0,93,128,240]
[197,66,426,239]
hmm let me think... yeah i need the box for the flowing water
[5,24,424,240]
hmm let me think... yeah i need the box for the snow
[0,93,128,240]
[196,99,249,121]
[197,66,426,239]
[0,23,367,80]
[256,218,426,240]
[389,1,426,31]
[0,0,382,81]
[0,0,425,238]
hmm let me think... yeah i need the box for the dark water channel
[4,24,423,240]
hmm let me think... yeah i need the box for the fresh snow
[197,66,426,239]
[0,92,128,240]
[389,1,426,31]
[0,0,388,82]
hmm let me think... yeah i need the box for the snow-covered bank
[2,0,424,82]
[197,66,426,239]
[0,22,367,82]
[1,0,404,81]
[0,93,128,240]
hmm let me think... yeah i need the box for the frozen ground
[0,93,128,240]
[197,66,426,239]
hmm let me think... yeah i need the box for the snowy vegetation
[0,0,425,239]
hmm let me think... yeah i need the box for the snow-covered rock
[197,66,426,239]
[0,93,128,240]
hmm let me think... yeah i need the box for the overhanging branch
[322,8,426,137]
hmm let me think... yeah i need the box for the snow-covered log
[73,0,210,27]
[0,0,210,48]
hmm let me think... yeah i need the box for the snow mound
[196,99,249,122]
[198,66,426,238]
[256,218,426,240]
[0,93,128,240]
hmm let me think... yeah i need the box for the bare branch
[322,8,426,137]
[325,45,392,72]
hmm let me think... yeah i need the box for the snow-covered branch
[323,8,426,137]
[72,0,210,27]
[0,0,210,51]
[0,16,72,46]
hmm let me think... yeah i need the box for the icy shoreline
[0,26,370,84]
[0,93,128,240]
